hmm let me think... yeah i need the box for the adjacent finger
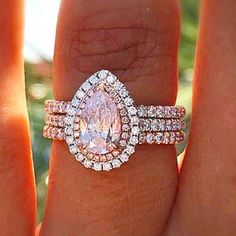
[41,0,180,235]
[167,1,236,235]
[0,0,36,235]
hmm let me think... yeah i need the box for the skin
[0,0,36,235]
[0,0,235,235]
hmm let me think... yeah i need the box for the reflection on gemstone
[79,91,121,154]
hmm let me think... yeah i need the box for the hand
[0,0,236,235]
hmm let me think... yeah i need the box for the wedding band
[45,114,186,132]
[43,70,186,171]
[43,125,185,143]
[45,101,185,119]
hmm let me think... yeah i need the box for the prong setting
[43,70,186,171]
[63,70,139,171]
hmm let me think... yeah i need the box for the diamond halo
[64,70,140,171]
[43,70,186,171]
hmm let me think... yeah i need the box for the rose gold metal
[43,125,185,144]
[45,100,185,118]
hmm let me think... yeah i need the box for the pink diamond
[79,91,121,154]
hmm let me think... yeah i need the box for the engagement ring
[43,70,186,171]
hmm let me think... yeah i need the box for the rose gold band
[45,113,186,132]
[45,100,186,119]
[43,125,185,145]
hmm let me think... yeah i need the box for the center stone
[79,90,122,155]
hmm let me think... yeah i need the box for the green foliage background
[25,0,199,222]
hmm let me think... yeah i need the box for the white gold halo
[64,70,140,171]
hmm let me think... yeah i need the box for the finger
[41,0,180,235]
[167,1,236,235]
[0,0,36,235]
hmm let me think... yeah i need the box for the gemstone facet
[79,90,121,154]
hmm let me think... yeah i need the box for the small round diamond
[165,106,172,118]
[128,106,137,115]
[98,70,108,79]
[170,107,177,117]
[119,88,129,98]
[75,153,84,162]
[122,132,129,139]
[107,74,116,83]
[146,133,154,144]
[67,107,76,115]
[117,103,124,109]
[114,81,123,91]
[138,133,146,144]
[163,132,170,144]
[138,106,147,117]
[65,127,73,135]
[72,99,80,107]
[122,124,130,131]
[156,106,165,118]
[124,97,133,106]
[84,159,92,168]
[151,119,159,131]
[64,116,73,125]
[130,136,138,145]
[106,153,113,160]
[112,159,121,168]
[76,90,85,99]
[131,126,140,135]
[120,153,129,162]
[172,119,180,130]
[156,132,163,144]
[166,119,172,131]
[126,145,135,155]
[114,96,121,103]
[93,162,102,171]
[121,117,129,123]
[140,119,150,131]
[82,82,91,91]
[159,120,166,131]
[103,162,112,171]
[87,153,94,160]
[120,109,127,116]
[169,132,176,144]
[148,106,156,117]
[89,75,98,84]
[100,155,107,162]
[67,136,74,144]
[119,140,127,147]
[69,145,78,154]
[131,116,139,124]
[109,90,116,97]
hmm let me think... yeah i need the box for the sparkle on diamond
[79,90,122,154]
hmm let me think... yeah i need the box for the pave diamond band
[45,114,186,132]
[43,70,186,171]
[43,125,185,145]
[45,101,186,119]
[137,105,185,119]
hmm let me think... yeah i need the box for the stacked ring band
[43,70,186,171]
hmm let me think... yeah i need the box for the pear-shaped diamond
[79,90,122,154]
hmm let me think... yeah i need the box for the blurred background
[24,0,199,222]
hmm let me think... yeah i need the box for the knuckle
[57,3,179,80]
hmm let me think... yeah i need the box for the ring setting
[43,70,186,171]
